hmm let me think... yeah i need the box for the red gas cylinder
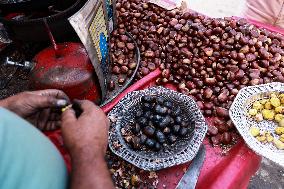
[31,42,101,104]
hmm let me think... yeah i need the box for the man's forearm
[70,152,114,189]
[0,99,9,109]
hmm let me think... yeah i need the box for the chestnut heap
[125,95,194,151]
[109,32,137,91]
[114,0,284,145]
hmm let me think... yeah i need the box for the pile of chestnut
[109,32,137,91]
[125,95,194,151]
[113,0,284,145]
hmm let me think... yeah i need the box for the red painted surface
[31,42,101,103]
[101,69,261,189]
[45,68,261,189]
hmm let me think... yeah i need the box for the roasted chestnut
[155,130,166,143]
[140,134,147,144]
[156,97,165,104]
[164,101,173,108]
[137,117,148,126]
[172,107,182,117]
[143,126,155,137]
[132,136,141,149]
[175,116,182,124]
[154,104,168,115]
[168,134,177,144]
[154,142,161,151]
[145,138,156,148]
[158,116,171,128]
[179,127,189,136]
[132,123,141,134]
[172,125,181,134]
[142,95,154,103]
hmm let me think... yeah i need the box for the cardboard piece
[69,0,116,100]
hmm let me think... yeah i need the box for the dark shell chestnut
[145,138,156,148]
[172,107,182,117]
[135,110,143,118]
[142,103,152,110]
[155,130,166,143]
[158,116,171,128]
[154,104,168,115]
[164,101,173,108]
[179,127,189,136]
[175,116,182,124]
[172,125,181,134]
[144,111,152,118]
[154,142,161,151]
[140,134,147,144]
[132,123,141,134]
[143,126,155,137]
[156,97,165,104]
[132,136,141,149]
[137,117,148,126]
[141,95,154,103]
[168,134,177,144]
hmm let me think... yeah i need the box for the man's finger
[32,95,69,109]
[31,89,70,102]
[61,108,76,128]
[74,99,102,114]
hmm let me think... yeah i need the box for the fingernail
[56,99,68,107]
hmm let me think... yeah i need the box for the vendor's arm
[61,100,114,189]
[0,89,69,130]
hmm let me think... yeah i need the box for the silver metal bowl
[229,82,284,167]
[108,86,208,171]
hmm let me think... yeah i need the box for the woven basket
[229,82,284,167]
[108,86,207,171]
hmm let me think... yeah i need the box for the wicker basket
[229,82,284,167]
[108,86,207,171]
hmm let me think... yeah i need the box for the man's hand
[0,89,69,131]
[61,100,110,159]
[61,100,114,189]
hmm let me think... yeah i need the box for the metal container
[30,42,101,104]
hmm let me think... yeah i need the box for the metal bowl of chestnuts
[108,86,208,171]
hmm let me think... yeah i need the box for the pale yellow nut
[273,138,284,150]
[279,94,284,104]
[262,109,275,120]
[256,135,266,142]
[249,109,258,116]
[280,137,284,143]
[275,106,284,113]
[61,104,72,112]
[253,101,263,110]
[255,113,263,122]
[275,114,284,122]
[275,127,284,135]
[271,93,278,98]
[260,99,268,105]
[279,119,284,127]
[250,126,260,137]
[266,135,274,142]
[265,102,272,110]
[270,97,281,107]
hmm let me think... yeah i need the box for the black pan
[0,0,56,13]
[0,0,85,42]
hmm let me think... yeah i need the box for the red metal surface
[31,42,101,103]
